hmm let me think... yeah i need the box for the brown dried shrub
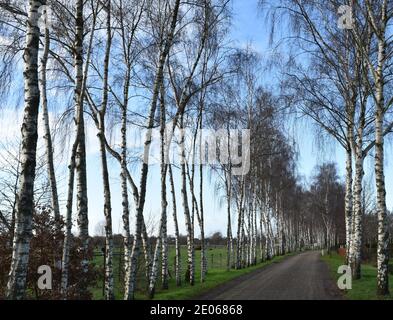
[0,206,98,300]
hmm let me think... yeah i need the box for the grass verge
[321,252,393,300]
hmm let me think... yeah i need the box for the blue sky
[225,0,393,217]
[68,0,393,236]
[2,0,393,238]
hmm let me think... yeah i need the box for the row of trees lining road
[263,0,393,296]
[0,0,391,299]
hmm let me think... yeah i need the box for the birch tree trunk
[264,191,273,260]
[185,121,205,283]
[225,172,233,271]
[98,0,114,299]
[344,146,353,265]
[375,107,389,295]
[169,164,182,286]
[60,148,76,297]
[195,101,207,280]
[141,221,152,286]
[374,5,389,294]
[247,197,253,265]
[125,0,181,299]
[121,70,132,298]
[199,126,206,281]
[74,0,90,297]
[259,209,264,262]
[103,104,154,299]
[39,7,63,279]
[7,0,44,300]
[61,2,96,298]
[98,120,114,300]
[160,86,169,291]
[236,182,245,269]
[148,84,168,298]
[225,126,234,270]
[347,84,365,280]
[116,0,144,298]
[253,197,258,264]
[350,145,364,280]
[180,115,195,285]
[148,232,162,299]
[39,20,60,221]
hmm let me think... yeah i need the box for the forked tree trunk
[7,0,45,300]
[102,99,153,300]
[125,0,181,300]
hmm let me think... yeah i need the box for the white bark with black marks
[169,164,182,286]
[7,0,45,300]
[39,21,60,221]
[373,1,389,295]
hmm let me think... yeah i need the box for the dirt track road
[197,251,343,300]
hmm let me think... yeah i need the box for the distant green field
[321,252,393,300]
[91,245,294,300]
